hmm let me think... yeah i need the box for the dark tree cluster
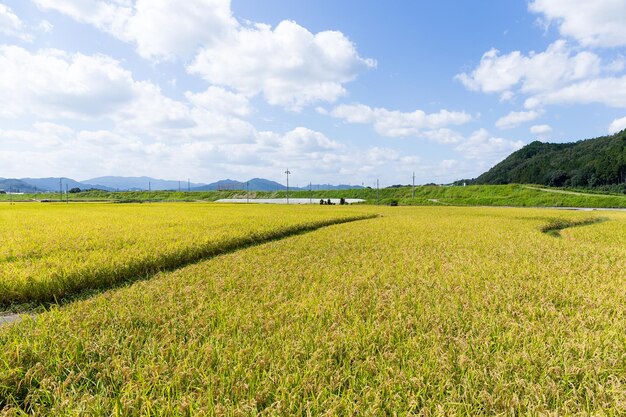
[474,130,626,189]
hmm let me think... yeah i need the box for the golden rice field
[1,204,625,415]
[0,203,374,305]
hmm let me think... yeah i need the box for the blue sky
[1,1,626,186]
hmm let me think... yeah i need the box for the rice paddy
[1,204,625,415]
[0,203,374,306]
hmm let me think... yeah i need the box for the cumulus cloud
[0,3,32,41]
[0,45,207,135]
[529,0,626,48]
[455,129,524,163]
[495,110,542,129]
[33,0,373,110]
[260,127,343,154]
[456,40,603,98]
[185,86,251,118]
[524,75,626,109]
[530,124,552,135]
[0,123,150,177]
[116,81,195,131]
[458,40,626,110]
[328,103,472,138]
[421,128,464,144]
[0,43,399,182]
[608,116,626,134]
[33,0,236,60]
[189,20,375,110]
[0,45,265,143]
[530,125,552,135]
[327,103,522,171]
[0,45,137,119]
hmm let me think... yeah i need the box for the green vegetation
[0,203,373,306]
[1,206,625,415]
[2,183,626,207]
[474,129,626,188]
[539,216,607,237]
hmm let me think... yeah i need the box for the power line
[376,179,379,205]
[285,169,291,204]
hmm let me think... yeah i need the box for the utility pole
[59,178,62,202]
[376,179,379,206]
[246,181,249,204]
[66,184,69,204]
[178,181,181,192]
[285,169,291,204]
[309,182,312,204]
[148,181,151,192]
[412,171,415,199]
[188,178,190,192]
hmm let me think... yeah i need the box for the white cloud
[263,127,343,153]
[529,0,626,48]
[33,0,236,60]
[126,0,236,60]
[524,75,626,109]
[456,40,602,98]
[0,3,32,41]
[422,128,464,144]
[328,103,472,138]
[329,105,521,172]
[185,86,251,117]
[455,129,524,163]
[0,123,149,178]
[116,81,195,131]
[0,45,266,143]
[189,20,375,110]
[33,0,133,40]
[459,40,626,110]
[34,1,373,110]
[495,110,542,129]
[456,49,527,95]
[608,116,626,134]
[530,124,552,135]
[0,45,136,119]
[38,20,54,33]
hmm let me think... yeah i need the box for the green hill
[474,130,626,188]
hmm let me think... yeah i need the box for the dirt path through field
[0,314,22,326]
[523,185,626,198]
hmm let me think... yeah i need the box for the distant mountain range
[84,176,206,191]
[192,178,281,191]
[0,176,364,192]
[191,178,362,192]
[0,178,39,193]
[18,177,114,192]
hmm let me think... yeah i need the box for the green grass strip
[540,217,607,237]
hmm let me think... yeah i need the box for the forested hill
[474,130,626,187]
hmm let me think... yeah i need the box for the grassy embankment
[0,203,374,307]
[1,206,625,415]
[2,184,626,207]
